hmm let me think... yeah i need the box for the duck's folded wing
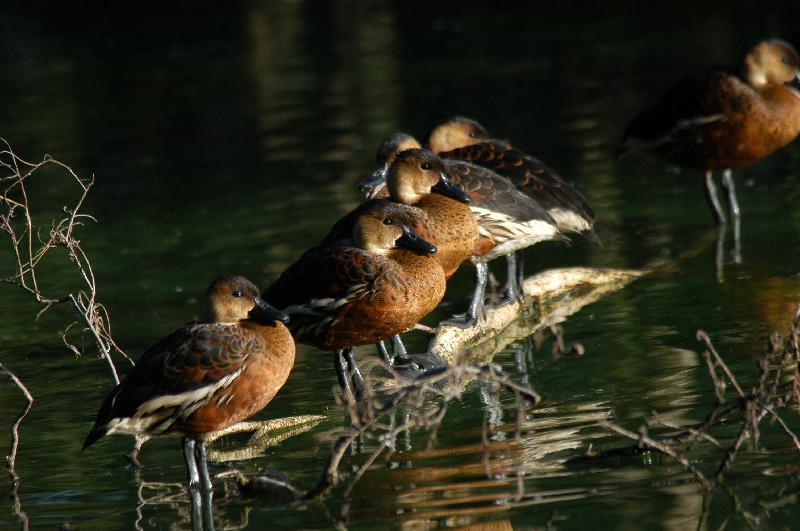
[442,140,595,222]
[84,323,252,445]
[264,247,385,313]
[619,70,733,152]
[447,161,555,223]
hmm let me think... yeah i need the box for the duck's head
[201,276,289,324]
[353,204,437,256]
[426,116,489,153]
[386,148,471,206]
[743,39,800,88]
[359,133,423,199]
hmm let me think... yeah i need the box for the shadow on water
[3,1,800,529]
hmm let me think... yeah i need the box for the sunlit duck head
[742,39,800,88]
[386,148,471,206]
[354,204,437,256]
[426,116,490,154]
[201,276,289,324]
[360,132,423,198]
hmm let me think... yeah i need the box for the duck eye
[383,218,393,225]
[468,131,478,138]
[782,56,791,65]
[420,162,432,170]
[232,290,243,298]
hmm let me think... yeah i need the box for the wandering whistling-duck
[618,38,800,225]
[362,141,565,326]
[426,116,598,242]
[83,276,294,499]
[263,205,445,396]
[317,199,438,367]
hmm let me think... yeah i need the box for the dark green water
[3,2,800,529]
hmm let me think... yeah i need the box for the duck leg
[441,261,487,329]
[183,437,201,490]
[722,169,742,263]
[195,441,216,531]
[462,261,489,327]
[377,341,393,365]
[704,170,727,225]
[183,438,204,530]
[195,441,213,495]
[126,434,148,469]
[503,252,526,302]
[344,348,365,398]
[378,336,412,366]
[333,349,357,401]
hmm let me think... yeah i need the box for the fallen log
[428,267,645,364]
[206,414,326,463]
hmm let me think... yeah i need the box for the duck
[316,199,439,367]
[362,142,565,326]
[618,38,800,224]
[83,276,294,498]
[426,116,598,242]
[263,204,445,397]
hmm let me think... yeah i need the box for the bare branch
[1,139,131,384]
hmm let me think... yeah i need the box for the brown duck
[83,276,294,496]
[618,38,800,224]
[263,205,444,395]
[363,141,565,325]
[426,116,598,242]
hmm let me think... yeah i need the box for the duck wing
[618,70,735,156]
[83,322,253,447]
[441,140,596,224]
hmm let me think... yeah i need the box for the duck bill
[358,165,388,199]
[397,225,437,255]
[792,72,800,91]
[431,173,471,204]
[249,297,290,324]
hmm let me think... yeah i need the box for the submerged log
[206,414,326,463]
[428,267,645,364]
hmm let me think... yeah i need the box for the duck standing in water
[263,205,445,397]
[362,142,564,326]
[618,39,800,225]
[83,277,294,514]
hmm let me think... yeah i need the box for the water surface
[3,2,800,529]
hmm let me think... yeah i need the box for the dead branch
[599,421,713,490]
[2,361,34,531]
[573,305,800,512]
[1,139,131,383]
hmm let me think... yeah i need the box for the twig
[1,139,130,382]
[1,361,34,531]
[599,421,713,490]
[2,361,34,480]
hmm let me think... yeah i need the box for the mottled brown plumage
[619,39,800,170]
[440,158,564,260]
[264,207,445,351]
[427,117,597,240]
[618,39,800,224]
[83,277,294,448]
[364,137,564,261]
[385,148,479,277]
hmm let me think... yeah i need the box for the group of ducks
[82,38,800,502]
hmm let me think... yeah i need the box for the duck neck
[386,249,442,284]
[760,83,800,140]
[240,319,292,346]
[416,194,469,228]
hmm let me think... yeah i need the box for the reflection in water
[342,399,615,528]
[2,1,800,529]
